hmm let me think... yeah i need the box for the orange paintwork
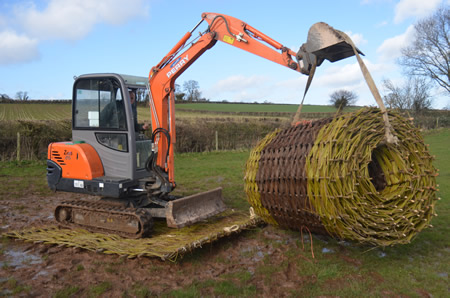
[48,142,104,180]
[148,12,305,184]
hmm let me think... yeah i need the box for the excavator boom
[148,12,359,187]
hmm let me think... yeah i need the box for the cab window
[73,78,127,130]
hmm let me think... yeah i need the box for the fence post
[215,131,218,151]
[16,132,20,162]
[436,117,439,129]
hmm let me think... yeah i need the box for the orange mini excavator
[46,12,357,238]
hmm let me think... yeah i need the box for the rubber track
[55,200,154,239]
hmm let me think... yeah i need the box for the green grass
[0,160,52,198]
[53,285,81,298]
[138,102,352,124]
[306,128,448,296]
[165,277,256,297]
[130,282,153,298]
[170,128,450,296]
[172,150,251,210]
[175,102,339,113]
[0,127,448,296]
[88,281,112,297]
[76,264,84,271]
[0,103,72,120]
[1,102,352,122]
[0,278,32,296]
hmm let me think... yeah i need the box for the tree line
[1,91,29,101]
[175,80,208,102]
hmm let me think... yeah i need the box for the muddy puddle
[0,245,43,269]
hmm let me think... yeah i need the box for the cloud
[0,0,149,65]
[394,0,443,23]
[375,20,389,28]
[17,0,148,40]
[0,30,39,65]
[209,75,269,93]
[205,59,389,104]
[0,15,6,28]
[360,0,393,4]
[204,74,275,102]
[314,59,387,89]
[344,31,367,47]
[376,25,415,62]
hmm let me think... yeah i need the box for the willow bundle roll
[244,108,438,246]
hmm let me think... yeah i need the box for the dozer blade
[165,187,226,228]
[298,22,363,67]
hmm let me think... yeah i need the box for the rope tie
[249,207,256,219]
[291,28,398,145]
[338,30,399,145]
[223,225,239,234]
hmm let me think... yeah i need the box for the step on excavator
[46,12,358,238]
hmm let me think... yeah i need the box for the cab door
[71,74,136,180]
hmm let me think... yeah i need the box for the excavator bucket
[165,187,226,228]
[298,22,363,68]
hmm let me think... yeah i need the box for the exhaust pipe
[297,22,363,73]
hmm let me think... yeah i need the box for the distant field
[0,103,72,121]
[0,102,346,121]
[175,103,339,113]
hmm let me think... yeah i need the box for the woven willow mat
[4,210,262,262]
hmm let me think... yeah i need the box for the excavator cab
[47,73,225,238]
[70,74,151,183]
[48,74,152,197]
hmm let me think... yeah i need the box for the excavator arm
[148,12,357,191]
[46,12,361,237]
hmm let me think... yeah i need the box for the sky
[0,0,449,109]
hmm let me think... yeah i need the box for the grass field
[0,102,349,121]
[1,128,447,296]
[0,98,448,296]
[150,129,450,296]
[0,103,72,120]
[139,128,450,296]
[174,103,341,113]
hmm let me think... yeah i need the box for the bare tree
[183,80,201,101]
[0,94,12,103]
[382,77,433,113]
[399,6,450,94]
[174,83,185,101]
[383,79,411,110]
[15,91,29,101]
[329,89,358,110]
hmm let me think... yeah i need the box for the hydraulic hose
[145,128,172,193]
